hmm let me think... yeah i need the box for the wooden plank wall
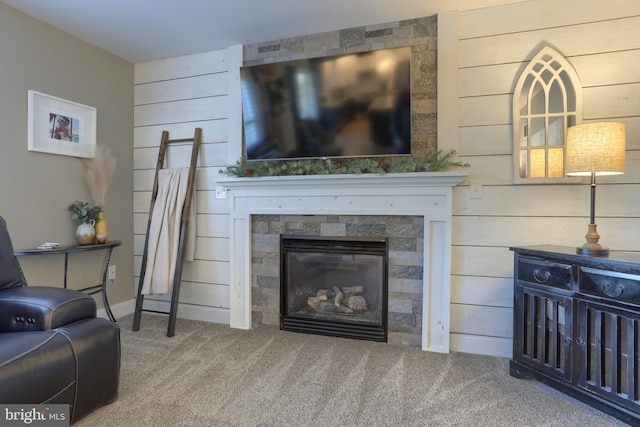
[132,47,242,324]
[131,1,639,357]
[448,0,640,356]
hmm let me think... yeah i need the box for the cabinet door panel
[578,300,640,411]
[514,285,573,381]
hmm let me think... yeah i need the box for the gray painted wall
[0,3,134,310]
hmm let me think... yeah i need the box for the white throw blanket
[141,167,196,295]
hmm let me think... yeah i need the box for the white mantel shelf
[218,171,469,190]
[217,171,468,353]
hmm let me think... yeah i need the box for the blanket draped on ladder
[141,167,196,295]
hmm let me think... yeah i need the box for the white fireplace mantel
[218,171,468,353]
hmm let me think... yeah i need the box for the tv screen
[240,47,411,161]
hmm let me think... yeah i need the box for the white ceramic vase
[76,220,96,245]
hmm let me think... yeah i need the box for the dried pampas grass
[83,145,117,207]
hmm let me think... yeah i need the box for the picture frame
[27,90,97,158]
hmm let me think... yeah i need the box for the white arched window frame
[513,46,583,184]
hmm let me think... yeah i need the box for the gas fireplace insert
[280,235,388,342]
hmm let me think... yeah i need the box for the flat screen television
[240,47,411,161]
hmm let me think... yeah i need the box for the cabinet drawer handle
[576,338,585,346]
[533,269,551,283]
[601,281,624,298]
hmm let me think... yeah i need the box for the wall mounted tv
[240,46,411,161]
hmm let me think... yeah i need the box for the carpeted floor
[75,315,627,426]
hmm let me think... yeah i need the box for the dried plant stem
[83,145,116,207]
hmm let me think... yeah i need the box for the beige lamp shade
[565,122,626,176]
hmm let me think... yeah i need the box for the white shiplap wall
[131,1,640,358]
[132,46,242,324]
[445,0,640,356]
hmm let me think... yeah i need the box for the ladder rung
[140,308,171,316]
[166,138,195,143]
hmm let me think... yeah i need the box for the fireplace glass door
[280,235,387,341]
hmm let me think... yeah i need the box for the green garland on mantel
[220,149,469,177]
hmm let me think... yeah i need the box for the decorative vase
[95,211,108,244]
[76,220,96,245]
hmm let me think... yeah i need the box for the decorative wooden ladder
[132,128,201,337]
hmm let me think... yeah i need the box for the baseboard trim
[97,299,136,320]
[133,299,230,325]
[97,299,230,326]
[450,333,512,357]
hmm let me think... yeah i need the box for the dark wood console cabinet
[510,246,640,425]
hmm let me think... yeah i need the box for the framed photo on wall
[27,90,97,158]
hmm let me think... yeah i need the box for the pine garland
[220,149,469,178]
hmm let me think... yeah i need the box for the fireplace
[218,171,468,352]
[280,235,388,342]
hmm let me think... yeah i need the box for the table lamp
[565,122,626,256]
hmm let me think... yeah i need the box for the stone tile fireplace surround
[218,172,467,353]
[255,214,420,346]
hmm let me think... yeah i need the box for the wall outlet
[108,265,116,281]
[215,186,227,199]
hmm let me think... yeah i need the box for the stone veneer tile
[256,275,279,289]
[257,42,281,54]
[388,238,419,252]
[253,234,279,249]
[251,311,262,327]
[388,251,423,266]
[280,214,312,223]
[402,17,435,38]
[389,265,423,280]
[359,215,408,225]
[261,312,279,327]
[387,223,424,238]
[303,32,341,54]
[252,220,270,234]
[388,278,422,294]
[281,37,304,56]
[393,24,415,41]
[388,312,416,329]
[388,298,414,314]
[338,215,361,224]
[411,137,436,152]
[345,223,386,237]
[320,223,346,236]
[413,113,437,134]
[366,21,399,31]
[284,222,305,232]
[302,223,321,235]
[388,332,422,348]
[252,262,279,277]
[365,28,393,41]
[268,221,285,235]
[340,27,366,49]
[259,251,279,264]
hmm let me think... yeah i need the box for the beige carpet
[75,315,626,426]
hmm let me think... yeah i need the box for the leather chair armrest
[0,286,96,332]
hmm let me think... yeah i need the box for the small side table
[15,240,122,322]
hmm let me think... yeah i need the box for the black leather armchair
[0,216,120,423]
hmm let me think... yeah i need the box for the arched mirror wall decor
[513,46,583,183]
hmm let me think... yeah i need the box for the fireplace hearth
[280,235,388,342]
